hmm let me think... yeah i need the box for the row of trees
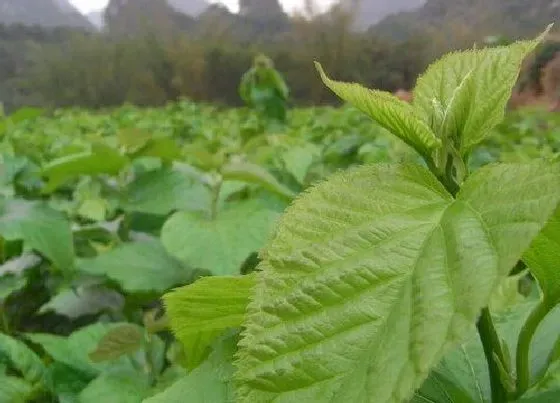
[1,6,559,112]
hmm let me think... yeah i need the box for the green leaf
[221,161,295,201]
[79,371,150,403]
[89,324,144,363]
[117,128,152,153]
[131,137,181,163]
[121,168,210,216]
[235,162,560,403]
[0,199,74,271]
[143,335,236,403]
[0,333,45,384]
[523,205,560,307]
[281,143,320,184]
[77,240,193,293]
[413,27,550,155]
[42,143,128,192]
[414,301,560,403]
[45,362,90,403]
[39,285,124,319]
[315,62,440,158]
[516,389,560,402]
[164,274,255,369]
[26,323,134,377]
[0,376,33,403]
[0,275,27,300]
[162,200,279,276]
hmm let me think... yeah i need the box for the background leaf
[89,324,144,363]
[42,143,129,192]
[39,285,124,319]
[77,240,193,293]
[161,200,279,276]
[0,199,74,271]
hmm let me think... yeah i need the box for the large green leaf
[143,335,236,403]
[0,333,45,384]
[315,63,440,158]
[413,27,550,155]
[77,240,193,293]
[121,168,210,216]
[0,199,74,271]
[26,323,134,377]
[79,371,150,403]
[235,162,560,403]
[164,274,255,369]
[523,205,560,307]
[161,200,279,276]
[42,143,128,192]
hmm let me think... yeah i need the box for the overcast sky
[69,0,335,14]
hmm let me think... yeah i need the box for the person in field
[239,54,289,123]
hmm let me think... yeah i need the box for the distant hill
[87,10,104,28]
[0,0,92,29]
[339,0,426,30]
[167,0,209,17]
[371,0,560,42]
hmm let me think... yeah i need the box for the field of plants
[1,31,560,403]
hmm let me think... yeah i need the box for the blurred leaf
[221,161,295,200]
[0,275,26,300]
[0,199,74,271]
[89,324,144,363]
[77,240,193,293]
[0,376,33,403]
[117,129,151,153]
[26,323,134,377]
[132,138,181,163]
[39,285,124,319]
[79,371,150,403]
[281,143,320,184]
[0,333,45,384]
[121,168,210,216]
[42,143,128,192]
[161,200,279,275]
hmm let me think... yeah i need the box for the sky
[69,0,334,14]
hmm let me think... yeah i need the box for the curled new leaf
[413,25,552,156]
[315,62,440,159]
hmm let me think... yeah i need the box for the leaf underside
[235,162,560,403]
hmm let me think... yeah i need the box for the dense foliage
[0,31,560,400]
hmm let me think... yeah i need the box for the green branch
[515,300,550,397]
[477,307,508,402]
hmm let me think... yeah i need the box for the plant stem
[515,300,549,397]
[210,176,222,220]
[477,307,508,403]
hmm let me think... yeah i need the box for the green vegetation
[0,26,559,402]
